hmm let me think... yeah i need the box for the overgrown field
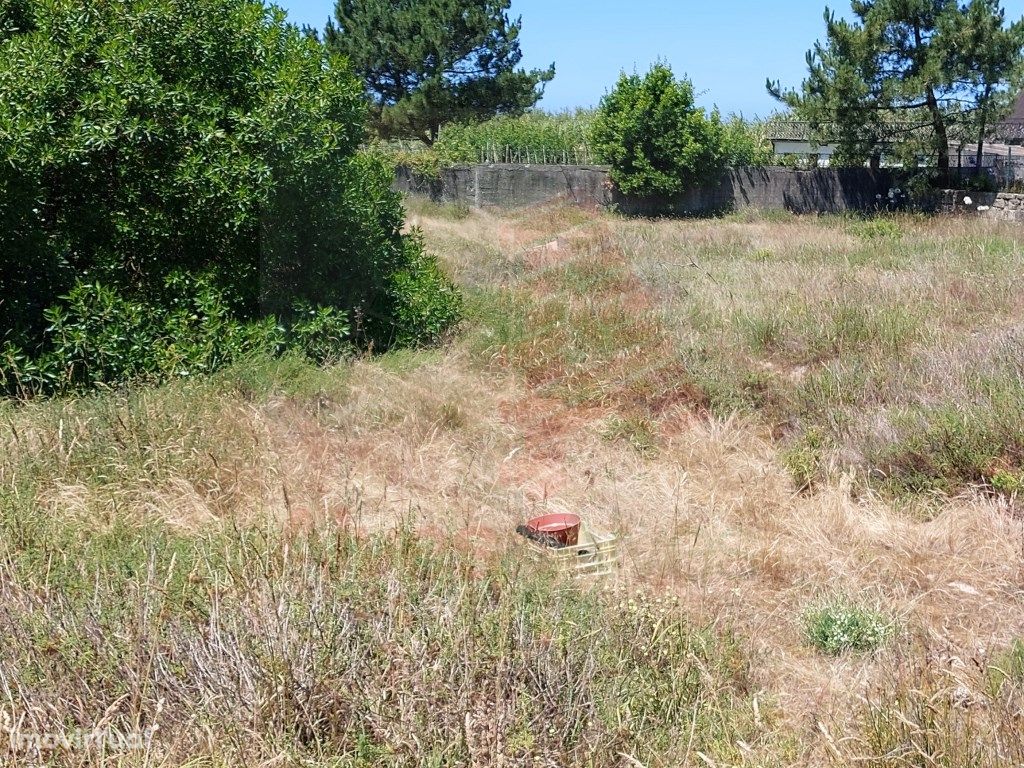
[3,203,1024,766]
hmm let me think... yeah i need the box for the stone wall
[395,164,899,216]
[936,188,1024,222]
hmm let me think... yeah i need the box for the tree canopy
[769,0,1024,171]
[326,0,554,144]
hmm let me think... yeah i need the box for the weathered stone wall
[936,188,1024,222]
[395,164,899,215]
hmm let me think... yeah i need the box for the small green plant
[739,311,787,352]
[781,428,827,492]
[602,414,659,456]
[986,639,1024,696]
[872,400,1024,497]
[803,595,894,655]
[991,470,1024,497]
[847,217,903,240]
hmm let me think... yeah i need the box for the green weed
[602,414,659,456]
[803,596,895,655]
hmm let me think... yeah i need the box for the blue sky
[281,0,1024,118]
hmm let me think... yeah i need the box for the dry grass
[2,201,1024,765]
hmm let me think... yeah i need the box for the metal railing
[766,119,1024,144]
[472,144,596,165]
[950,151,1024,190]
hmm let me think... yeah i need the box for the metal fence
[766,120,1024,144]
[951,148,1024,190]
[383,139,597,165]
[471,144,596,165]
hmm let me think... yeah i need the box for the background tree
[940,0,1024,175]
[591,64,727,199]
[326,0,554,144]
[769,9,890,166]
[769,0,1024,173]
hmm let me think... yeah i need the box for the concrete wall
[394,164,611,209]
[395,164,899,215]
[615,167,898,216]
[936,188,1024,222]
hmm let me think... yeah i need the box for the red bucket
[525,513,581,547]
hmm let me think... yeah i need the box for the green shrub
[991,470,1024,497]
[803,596,895,655]
[872,396,1024,496]
[0,0,460,395]
[0,276,356,393]
[965,172,998,192]
[384,232,464,347]
[591,63,728,198]
[781,428,827,492]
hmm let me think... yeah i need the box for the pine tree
[769,0,1024,174]
[941,0,1024,174]
[326,0,554,144]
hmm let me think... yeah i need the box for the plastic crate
[523,521,620,580]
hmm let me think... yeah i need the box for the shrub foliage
[0,0,460,395]
[591,64,729,198]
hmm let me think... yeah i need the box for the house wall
[770,140,837,159]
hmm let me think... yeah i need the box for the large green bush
[591,64,728,198]
[0,0,460,395]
